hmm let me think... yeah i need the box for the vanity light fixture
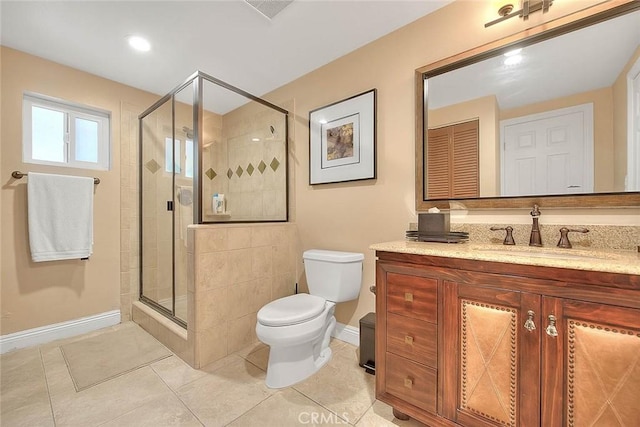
[485,0,553,28]
[127,35,151,52]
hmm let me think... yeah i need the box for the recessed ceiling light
[504,55,523,66]
[127,35,151,52]
[252,138,260,142]
[504,48,522,57]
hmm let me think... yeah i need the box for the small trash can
[359,312,376,375]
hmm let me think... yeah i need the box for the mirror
[416,2,640,209]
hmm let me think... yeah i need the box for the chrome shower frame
[137,71,289,327]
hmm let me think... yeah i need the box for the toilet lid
[257,294,326,327]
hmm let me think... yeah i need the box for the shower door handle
[167,201,174,211]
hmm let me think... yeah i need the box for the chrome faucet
[529,204,542,247]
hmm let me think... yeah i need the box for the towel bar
[11,171,100,185]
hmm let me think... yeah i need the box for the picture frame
[309,89,376,184]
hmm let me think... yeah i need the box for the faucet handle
[490,226,516,245]
[557,227,589,249]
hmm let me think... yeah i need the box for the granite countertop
[370,240,640,276]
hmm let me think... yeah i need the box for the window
[165,137,181,173]
[23,93,110,170]
[165,137,193,179]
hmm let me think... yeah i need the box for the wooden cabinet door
[442,281,541,427]
[542,298,640,427]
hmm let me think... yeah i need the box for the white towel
[177,186,193,247]
[27,172,94,262]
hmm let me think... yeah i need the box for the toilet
[256,249,364,388]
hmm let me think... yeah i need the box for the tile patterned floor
[1,322,426,426]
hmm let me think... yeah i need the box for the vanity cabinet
[375,250,640,427]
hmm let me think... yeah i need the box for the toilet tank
[303,249,364,302]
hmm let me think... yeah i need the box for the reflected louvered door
[451,120,479,198]
[426,126,451,199]
[427,120,479,199]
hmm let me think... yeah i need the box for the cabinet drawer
[386,352,437,414]
[387,272,437,322]
[387,312,437,367]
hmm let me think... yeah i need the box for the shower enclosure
[138,71,289,326]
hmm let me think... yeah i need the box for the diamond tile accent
[145,159,160,174]
[227,168,233,179]
[258,161,267,174]
[205,168,217,180]
[246,163,254,176]
[270,157,280,172]
[236,166,244,177]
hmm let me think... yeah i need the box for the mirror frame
[415,0,640,210]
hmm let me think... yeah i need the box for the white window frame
[23,92,111,170]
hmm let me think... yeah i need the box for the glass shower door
[140,96,178,321]
[173,83,194,323]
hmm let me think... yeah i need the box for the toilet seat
[257,294,326,327]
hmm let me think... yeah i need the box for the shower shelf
[204,211,231,218]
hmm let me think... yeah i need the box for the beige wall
[1,47,158,335]
[258,0,640,328]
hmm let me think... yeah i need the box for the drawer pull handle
[404,292,414,302]
[404,377,413,389]
[404,335,414,345]
[546,315,558,337]
[524,310,536,332]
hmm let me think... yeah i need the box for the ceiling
[429,10,640,110]
[1,0,451,112]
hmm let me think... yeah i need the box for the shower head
[265,125,279,141]
[182,126,194,139]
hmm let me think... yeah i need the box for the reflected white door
[501,104,593,196]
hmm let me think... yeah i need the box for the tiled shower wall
[131,222,300,368]
[120,102,141,322]
[204,103,288,221]
[186,223,300,368]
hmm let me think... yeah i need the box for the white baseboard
[0,310,121,354]
[332,321,360,346]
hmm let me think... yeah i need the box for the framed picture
[309,89,376,184]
